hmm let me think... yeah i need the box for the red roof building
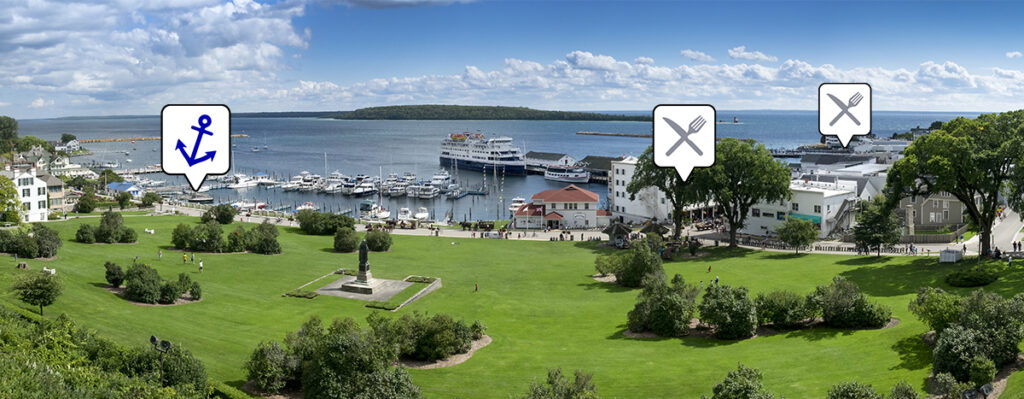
[512,184,611,229]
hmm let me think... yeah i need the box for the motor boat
[417,184,440,199]
[295,202,316,212]
[508,197,527,213]
[430,170,452,188]
[543,166,591,183]
[352,181,377,196]
[359,200,390,219]
[414,207,430,221]
[340,179,357,195]
[397,207,413,220]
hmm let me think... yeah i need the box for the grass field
[2,215,1024,398]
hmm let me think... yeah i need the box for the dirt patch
[400,335,492,370]
[623,318,900,340]
[104,286,202,306]
[591,274,617,283]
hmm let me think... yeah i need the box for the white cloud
[29,98,53,108]
[680,49,714,63]
[633,56,654,65]
[1007,51,1022,59]
[0,102,10,107]
[728,46,777,62]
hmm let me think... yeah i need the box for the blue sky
[4,0,1024,118]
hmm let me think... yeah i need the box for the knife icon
[663,116,706,157]
[828,92,863,126]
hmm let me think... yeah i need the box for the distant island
[327,105,651,121]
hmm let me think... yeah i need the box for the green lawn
[3,215,1024,398]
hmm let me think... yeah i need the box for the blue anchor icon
[176,114,217,166]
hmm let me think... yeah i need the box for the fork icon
[663,115,706,156]
[828,92,863,126]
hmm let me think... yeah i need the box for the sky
[4,0,1024,119]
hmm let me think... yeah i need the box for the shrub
[189,281,202,300]
[628,274,699,336]
[826,381,882,399]
[615,243,664,288]
[115,191,132,209]
[15,233,38,258]
[887,381,920,399]
[158,282,184,304]
[0,229,14,253]
[755,290,814,329]
[368,311,475,362]
[516,368,596,399]
[118,226,137,243]
[96,211,124,243]
[171,223,192,249]
[202,204,237,225]
[470,320,487,340]
[365,229,392,251]
[296,210,355,235]
[908,287,962,332]
[699,284,758,339]
[334,227,360,252]
[932,326,983,382]
[809,277,891,329]
[226,226,249,252]
[248,221,281,254]
[189,221,223,252]
[104,262,124,287]
[283,289,318,299]
[931,373,958,396]
[969,356,996,389]
[246,341,291,394]
[594,254,622,277]
[946,266,999,287]
[159,346,208,393]
[707,364,777,399]
[32,223,62,258]
[140,192,162,207]
[76,224,96,243]
[957,290,1024,368]
[123,263,162,304]
[75,191,97,213]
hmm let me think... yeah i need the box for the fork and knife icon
[827,92,863,126]
[663,115,706,156]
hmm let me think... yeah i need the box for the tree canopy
[12,271,62,316]
[0,175,20,223]
[775,217,818,253]
[852,196,902,256]
[0,116,17,153]
[627,146,701,239]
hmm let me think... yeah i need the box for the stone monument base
[340,277,384,295]
[317,275,413,302]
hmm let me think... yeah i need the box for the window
[752,208,761,217]
[943,200,948,209]
[38,200,45,210]
[763,212,773,218]
[929,212,936,223]
[37,187,45,196]
[584,203,590,210]
[660,198,665,204]
[814,205,821,213]
[551,203,556,210]
[792,203,799,211]
[21,188,29,198]
[777,213,785,220]
[23,202,29,210]
[944,210,950,221]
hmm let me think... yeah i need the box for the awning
[789,213,822,224]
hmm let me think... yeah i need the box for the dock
[576,131,651,138]
[115,164,163,174]
[80,134,249,143]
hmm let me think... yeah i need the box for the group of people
[157,249,204,273]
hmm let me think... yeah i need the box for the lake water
[18,110,977,220]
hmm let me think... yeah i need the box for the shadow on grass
[678,335,744,348]
[836,256,894,266]
[605,324,674,342]
[577,280,635,293]
[890,335,932,372]
[780,327,854,341]
[763,252,809,260]
[838,257,952,297]
[571,241,621,256]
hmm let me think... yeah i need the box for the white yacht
[414,207,430,221]
[352,181,377,196]
[340,179,357,195]
[402,172,417,183]
[508,197,527,213]
[544,166,591,183]
[295,202,316,212]
[417,184,440,199]
[430,170,452,188]
[397,207,413,221]
[386,181,408,197]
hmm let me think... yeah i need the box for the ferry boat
[439,132,526,176]
[543,166,591,183]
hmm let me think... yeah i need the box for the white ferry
[543,166,591,183]
[440,132,526,176]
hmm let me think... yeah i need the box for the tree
[295,210,355,235]
[12,271,62,315]
[853,196,901,256]
[189,220,224,252]
[365,230,392,252]
[705,364,777,399]
[908,287,962,333]
[98,169,124,184]
[776,217,818,253]
[140,192,162,207]
[0,175,20,223]
[104,262,124,287]
[517,368,599,399]
[15,136,53,152]
[246,341,290,393]
[124,263,162,304]
[60,133,76,143]
[202,204,236,224]
[115,192,132,209]
[886,381,920,399]
[627,146,701,240]
[248,221,281,254]
[0,116,17,153]
[888,111,1024,257]
[96,210,126,243]
[615,242,664,288]
[690,138,791,247]
[334,227,360,252]
[171,223,192,249]
[75,186,98,213]
[698,284,758,339]
[827,382,882,399]
[32,223,62,258]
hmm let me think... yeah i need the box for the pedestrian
[199,260,204,273]
[183,253,187,264]
[159,250,162,261]
[707,265,711,273]
[475,283,478,292]
[715,275,719,285]
[700,280,703,289]
[963,244,967,254]
[191,253,195,264]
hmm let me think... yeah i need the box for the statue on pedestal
[357,239,372,283]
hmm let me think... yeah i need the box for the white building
[53,139,81,153]
[524,151,578,168]
[1,167,49,222]
[609,156,672,223]
[513,184,611,229]
[740,179,857,239]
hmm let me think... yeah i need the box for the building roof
[37,173,62,186]
[597,209,612,217]
[602,222,632,236]
[106,182,138,192]
[578,155,625,171]
[544,212,563,220]
[524,151,569,161]
[514,203,544,217]
[531,184,599,203]
[800,154,874,166]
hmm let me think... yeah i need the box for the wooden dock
[80,134,249,143]
[576,131,651,138]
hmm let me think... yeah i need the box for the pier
[80,134,249,144]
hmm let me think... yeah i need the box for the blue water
[18,110,977,220]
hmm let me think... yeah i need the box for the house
[740,179,858,239]
[52,139,81,153]
[513,184,611,229]
[609,156,717,224]
[897,192,973,232]
[39,173,65,213]
[11,146,51,170]
[0,167,50,222]
[106,182,142,198]
[577,155,624,183]
[524,152,578,169]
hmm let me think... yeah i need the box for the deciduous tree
[12,271,62,315]
[776,216,818,253]
[627,146,701,240]
[853,196,902,256]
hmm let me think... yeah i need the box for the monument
[340,239,383,294]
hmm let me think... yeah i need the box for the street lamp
[150,335,173,382]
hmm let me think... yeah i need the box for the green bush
[284,289,318,299]
[615,243,664,288]
[368,311,476,362]
[628,274,699,337]
[946,266,999,287]
[826,381,882,399]
[32,223,62,258]
[699,284,758,339]
[75,191,97,213]
[365,229,392,251]
[209,379,251,399]
[334,227,360,252]
[115,191,132,209]
[969,356,996,389]
[140,192,162,207]
[908,287,962,332]
[755,290,814,329]
[15,233,38,258]
[76,224,96,243]
[516,368,597,399]
[171,223,192,249]
[118,226,137,243]
[248,221,281,254]
[202,204,237,224]
[0,229,14,253]
[158,346,208,393]
[931,373,958,396]
[226,225,249,252]
[124,263,162,304]
[189,220,224,252]
[246,341,291,394]
[594,254,622,277]
[809,277,891,329]
[406,276,436,283]
[471,320,487,340]
[932,326,983,382]
[158,281,184,304]
[707,364,777,399]
[104,262,124,287]
[189,281,202,300]
[886,380,920,399]
[295,210,355,235]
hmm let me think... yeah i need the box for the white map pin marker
[161,104,231,191]
[819,83,872,147]
[653,104,716,181]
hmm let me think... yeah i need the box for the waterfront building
[524,151,578,169]
[513,184,611,229]
[40,173,66,213]
[106,182,142,198]
[740,179,858,239]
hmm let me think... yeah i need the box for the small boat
[352,181,377,196]
[543,166,590,183]
[430,170,452,188]
[387,182,408,197]
[296,202,316,212]
[508,197,527,213]
[417,184,440,199]
[397,207,413,221]
[125,159,133,163]
[413,207,429,221]
[359,200,389,219]
[251,147,260,152]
